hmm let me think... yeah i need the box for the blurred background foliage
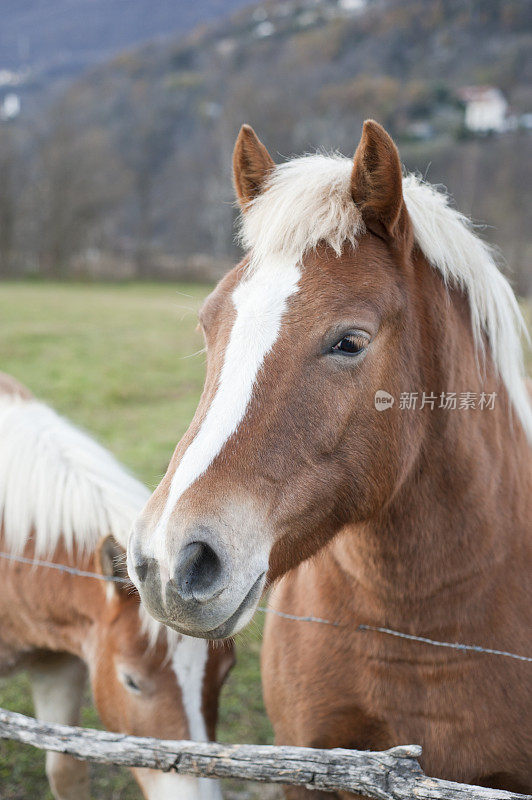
[0,0,530,292]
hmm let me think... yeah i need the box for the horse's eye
[331,333,368,356]
[123,673,141,693]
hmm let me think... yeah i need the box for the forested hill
[0,0,253,95]
[2,0,531,292]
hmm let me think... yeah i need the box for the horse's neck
[0,539,104,661]
[336,412,530,626]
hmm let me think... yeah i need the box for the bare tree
[33,109,129,276]
[115,83,178,277]
[0,127,19,276]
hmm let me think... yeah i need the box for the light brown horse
[129,121,532,793]
[0,373,233,800]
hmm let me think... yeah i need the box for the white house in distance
[0,93,21,121]
[459,86,508,133]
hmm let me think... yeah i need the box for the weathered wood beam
[0,708,529,800]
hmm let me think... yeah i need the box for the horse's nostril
[134,556,150,583]
[173,539,225,603]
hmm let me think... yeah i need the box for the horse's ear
[233,124,275,209]
[351,120,407,240]
[97,535,129,596]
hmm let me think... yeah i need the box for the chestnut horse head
[128,120,532,638]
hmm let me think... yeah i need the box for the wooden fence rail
[0,708,530,800]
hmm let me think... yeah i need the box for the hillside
[0,0,253,112]
[2,0,531,291]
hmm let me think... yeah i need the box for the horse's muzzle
[127,528,267,639]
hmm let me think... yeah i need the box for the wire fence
[1,548,531,799]
[1,549,531,663]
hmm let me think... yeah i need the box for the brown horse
[129,121,532,793]
[0,373,233,800]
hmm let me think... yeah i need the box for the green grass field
[0,282,272,799]
[0,282,530,799]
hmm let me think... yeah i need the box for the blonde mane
[239,154,532,443]
[0,393,150,557]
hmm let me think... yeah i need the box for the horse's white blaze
[134,769,222,800]
[151,255,301,559]
[135,636,221,799]
[172,635,209,741]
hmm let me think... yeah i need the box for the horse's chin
[135,572,266,639]
[151,571,265,640]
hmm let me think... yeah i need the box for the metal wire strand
[0,550,129,583]
[258,608,532,663]
[356,624,532,663]
[257,606,339,626]
[1,550,530,663]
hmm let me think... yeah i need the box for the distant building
[0,70,19,87]
[338,0,367,12]
[406,120,434,141]
[459,86,508,133]
[253,20,275,38]
[0,93,21,121]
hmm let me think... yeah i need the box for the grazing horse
[0,373,233,800]
[128,121,532,792]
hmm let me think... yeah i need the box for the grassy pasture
[0,281,271,799]
[0,282,530,798]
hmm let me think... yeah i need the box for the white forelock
[238,153,365,267]
[0,394,150,556]
[238,154,532,443]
